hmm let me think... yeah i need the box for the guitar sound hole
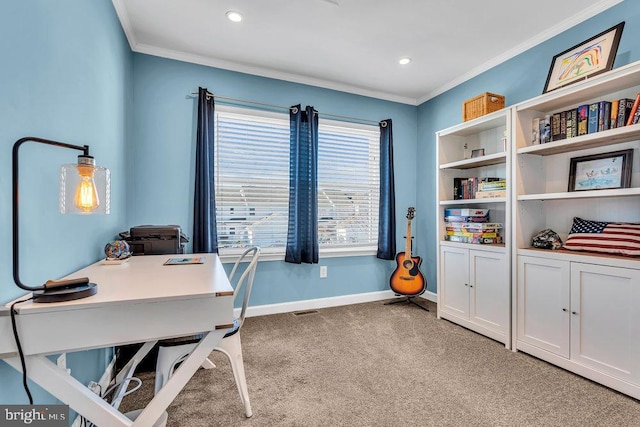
[402,260,414,270]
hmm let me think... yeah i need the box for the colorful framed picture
[543,22,624,94]
[568,149,633,192]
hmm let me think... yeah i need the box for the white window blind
[214,108,290,251]
[213,106,380,257]
[318,121,380,249]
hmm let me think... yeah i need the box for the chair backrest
[228,246,260,328]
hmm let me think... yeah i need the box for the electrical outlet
[320,266,328,278]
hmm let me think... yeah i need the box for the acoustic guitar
[389,207,426,296]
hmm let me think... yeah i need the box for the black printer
[119,225,189,255]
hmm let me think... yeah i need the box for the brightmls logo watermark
[0,405,68,426]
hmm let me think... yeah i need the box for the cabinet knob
[469,285,473,288]
[572,311,579,315]
[562,308,568,312]
[464,283,468,287]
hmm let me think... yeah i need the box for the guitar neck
[405,220,412,258]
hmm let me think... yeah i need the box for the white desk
[0,254,234,426]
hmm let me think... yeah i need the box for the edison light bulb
[73,157,100,212]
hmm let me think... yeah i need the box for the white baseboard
[241,289,437,318]
[71,355,116,427]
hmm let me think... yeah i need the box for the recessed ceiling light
[226,11,243,23]
[399,57,412,65]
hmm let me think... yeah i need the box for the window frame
[214,105,379,263]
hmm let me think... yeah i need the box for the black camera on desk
[119,225,189,255]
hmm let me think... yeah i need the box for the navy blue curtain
[377,119,396,260]
[286,105,319,264]
[193,87,218,253]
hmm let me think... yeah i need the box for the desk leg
[132,329,225,426]
[4,355,134,426]
[111,340,158,410]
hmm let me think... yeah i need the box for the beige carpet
[120,300,640,426]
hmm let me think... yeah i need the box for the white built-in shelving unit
[435,61,640,400]
[435,109,511,348]
[511,60,640,400]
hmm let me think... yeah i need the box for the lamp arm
[12,137,90,291]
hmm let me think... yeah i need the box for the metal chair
[154,246,260,417]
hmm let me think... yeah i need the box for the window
[317,120,380,251]
[214,106,379,259]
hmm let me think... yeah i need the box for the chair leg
[201,358,216,370]
[215,333,252,418]
[155,344,196,395]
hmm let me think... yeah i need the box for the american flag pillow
[563,217,640,257]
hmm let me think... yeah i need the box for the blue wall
[416,1,640,291]
[2,0,639,413]
[129,54,418,306]
[0,0,131,405]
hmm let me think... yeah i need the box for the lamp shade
[59,155,110,214]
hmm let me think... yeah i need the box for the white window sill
[217,245,378,263]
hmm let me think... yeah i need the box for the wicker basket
[463,92,505,122]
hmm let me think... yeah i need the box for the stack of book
[443,208,503,244]
[532,92,640,145]
[453,177,504,200]
[475,179,506,199]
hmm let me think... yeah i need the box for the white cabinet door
[517,256,570,358]
[440,246,469,320]
[469,250,508,335]
[570,263,640,384]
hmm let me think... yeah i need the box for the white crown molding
[113,0,621,107]
[111,0,136,50]
[133,43,419,105]
[416,0,623,104]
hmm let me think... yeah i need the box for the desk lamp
[12,137,110,303]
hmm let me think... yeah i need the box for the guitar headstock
[406,207,415,220]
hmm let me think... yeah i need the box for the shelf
[518,124,640,156]
[515,61,640,113]
[517,187,640,201]
[517,247,640,269]
[439,152,507,169]
[440,240,506,253]
[437,109,508,137]
[440,197,506,205]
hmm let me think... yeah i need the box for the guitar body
[390,252,426,296]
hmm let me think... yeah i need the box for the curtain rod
[189,91,382,126]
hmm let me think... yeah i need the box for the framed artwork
[543,22,624,93]
[568,149,633,192]
[471,148,484,158]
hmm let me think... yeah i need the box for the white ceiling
[112,0,621,105]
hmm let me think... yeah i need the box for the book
[610,99,619,129]
[478,179,506,191]
[532,117,540,144]
[475,189,506,199]
[550,112,562,141]
[626,93,640,126]
[164,257,206,265]
[617,98,634,127]
[444,215,489,223]
[598,101,611,131]
[588,103,599,134]
[577,105,589,136]
[444,208,489,217]
[539,115,551,143]
[565,109,577,138]
[453,177,464,200]
[632,94,640,125]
